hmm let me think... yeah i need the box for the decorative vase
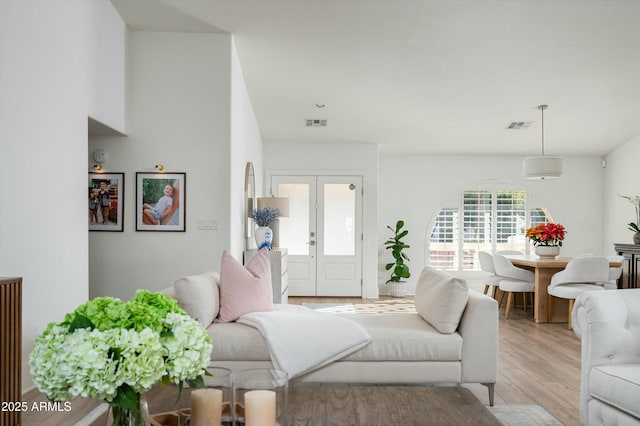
[106,402,148,426]
[634,232,640,245]
[388,281,408,298]
[535,245,560,259]
[254,226,273,250]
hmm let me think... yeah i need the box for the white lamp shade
[257,196,289,217]
[523,156,563,179]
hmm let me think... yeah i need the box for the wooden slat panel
[1,277,22,426]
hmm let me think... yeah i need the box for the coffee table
[146,384,500,425]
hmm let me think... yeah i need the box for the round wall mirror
[244,162,256,248]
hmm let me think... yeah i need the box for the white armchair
[573,289,640,425]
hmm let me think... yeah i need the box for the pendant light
[523,104,563,179]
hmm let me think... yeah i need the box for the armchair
[572,289,640,425]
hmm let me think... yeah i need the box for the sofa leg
[482,383,495,406]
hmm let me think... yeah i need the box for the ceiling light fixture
[523,104,563,180]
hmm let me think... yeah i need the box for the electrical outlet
[198,217,218,230]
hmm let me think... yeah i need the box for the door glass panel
[278,183,309,255]
[323,183,355,256]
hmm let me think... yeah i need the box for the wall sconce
[155,164,164,171]
[92,149,106,172]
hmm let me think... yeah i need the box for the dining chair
[602,255,625,289]
[548,256,609,328]
[493,253,534,319]
[479,251,502,297]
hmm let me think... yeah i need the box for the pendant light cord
[538,104,548,156]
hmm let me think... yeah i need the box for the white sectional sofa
[573,289,640,425]
[164,267,499,405]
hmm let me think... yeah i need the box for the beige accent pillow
[174,271,220,327]
[415,267,469,334]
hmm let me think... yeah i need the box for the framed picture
[136,172,186,232]
[89,173,124,232]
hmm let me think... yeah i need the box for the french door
[271,175,363,296]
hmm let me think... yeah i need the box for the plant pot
[388,281,408,298]
[634,232,640,245]
[535,245,560,259]
[254,226,273,250]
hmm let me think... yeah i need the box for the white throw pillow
[415,267,469,334]
[174,271,220,327]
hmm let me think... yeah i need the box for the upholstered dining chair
[493,253,535,319]
[602,255,625,289]
[479,251,502,297]
[548,256,610,328]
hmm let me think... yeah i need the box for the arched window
[427,184,552,271]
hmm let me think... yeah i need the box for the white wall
[89,32,237,299]
[88,1,126,133]
[0,1,125,392]
[604,134,640,252]
[264,142,380,298]
[379,154,605,293]
[230,38,264,258]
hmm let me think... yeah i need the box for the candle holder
[232,368,288,426]
[165,366,231,426]
[204,367,233,425]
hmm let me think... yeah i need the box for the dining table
[503,254,622,324]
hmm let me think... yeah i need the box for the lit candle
[190,388,222,426]
[244,390,276,426]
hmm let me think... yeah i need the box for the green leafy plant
[619,194,640,233]
[384,220,411,284]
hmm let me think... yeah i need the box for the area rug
[488,404,564,426]
[287,385,501,425]
[302,302,356,314]
[302,299,417,314]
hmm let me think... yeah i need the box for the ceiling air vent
[506,121,532,130]
[306,119,328,127]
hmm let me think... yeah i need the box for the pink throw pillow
[217,249,273,323]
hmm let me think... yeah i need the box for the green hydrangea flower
[29,291,212,409]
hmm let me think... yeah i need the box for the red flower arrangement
[525,223,566,247]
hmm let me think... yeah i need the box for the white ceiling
[113,0,640,156]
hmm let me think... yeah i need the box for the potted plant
[618,194,640,244]
[384,220,411,297]
[29,291,212,426]
[250,207,282,249]
[525,222,567,258]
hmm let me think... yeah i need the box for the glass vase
[106,395,149,426]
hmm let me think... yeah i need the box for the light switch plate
[198,217,218,230]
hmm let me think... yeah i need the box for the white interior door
[272,175,363,297]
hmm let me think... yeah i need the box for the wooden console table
[614,243,640,288]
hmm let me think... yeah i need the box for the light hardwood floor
[289,295,581,426]
[21,295,581,426]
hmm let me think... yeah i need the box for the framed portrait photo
[136,172,186,232]
[89,173,124,232]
